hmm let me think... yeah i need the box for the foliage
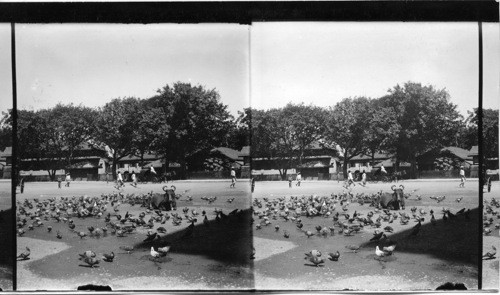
[378,82,463,177]
[323,97,371,175]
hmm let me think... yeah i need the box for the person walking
[288,175,293,188]
[251,177,255,193]
[296,172,302,187]
[117,171,124,188]
[459,166,466,188]
[57,176,62,189]
[230,168,236,188]
[361,170,367,186]
[65,172,71,187]
[347,171,356,187]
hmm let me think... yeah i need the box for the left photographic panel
[0,23,14,291]
[15,24,252,291]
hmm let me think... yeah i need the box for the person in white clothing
[361,170,367,186]
[65,173,71,187]
[347,171,355,187]
[295,172,302,187]
[117,171,124,187]
[230,168,236,188]
[459,166,466,188]
[131,172,137,187]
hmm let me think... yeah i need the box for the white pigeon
[375,246,385,257]
[150,247,161,258]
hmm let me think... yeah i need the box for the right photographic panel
[250,22,499,291]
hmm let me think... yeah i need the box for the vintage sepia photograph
[13,24,253,291]
[250,22,499,290]
[0,23,14,291]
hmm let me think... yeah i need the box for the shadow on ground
[361,208,479,265]
[136,208,254,266]
[0,208,14,289]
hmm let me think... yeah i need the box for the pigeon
[150,247,161,258]
[328,251,340,261]
[17,247,31,260]
[283,231,290,238]
[307,255,325,267]
[345,245,360,253]
[158,246,171,256]
[370,231,386,242]
[56,231,62,239]
[483,246,497,259]
[304,250,322,259]
[83,257,100,268]
[305,230,314,238]
[144,232,158,242]
[79,250,96,260]
[103,252,115,262]
[382,243,397,255]
[375,246,385,257]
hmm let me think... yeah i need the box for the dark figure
[288,176,292,188]
[251,178,255,193]
[57,177,62,189]
[20,178,25,194]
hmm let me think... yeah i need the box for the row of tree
[251,82,498,179]
[1,81,497,180]
[7,82,249,180]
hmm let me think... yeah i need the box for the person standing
[361,170,367,186]
[230,168,236,188]
[459,166,466,188]
[131,172,137,187]
[65,172,71,187]
[251,177,255,193]
[20,177,25,194]
[57,176,62,189]
[288,175,293,188]
[296,172,302,187]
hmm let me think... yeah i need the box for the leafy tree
[131,100,165,167]
[94,97,141,178]
[148,82,234,178]
[323,97,371,175]
[0,110,12,151]
[364,99,400,166]
[378,82,463,178]
[17,109,64,180]
[466,108,498,160]
[49,104,98,168]
[227,107,251,151]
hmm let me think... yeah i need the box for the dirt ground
[16,180,253,291]
[252,179,498,291]
[11,178,500,291]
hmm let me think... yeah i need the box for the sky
[13,24,250,117]
[1,22,498,119]
[0,24,12,120]
[251,22,499,117]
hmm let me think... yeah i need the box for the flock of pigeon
[16,190,243,268]
[252,190,498,267]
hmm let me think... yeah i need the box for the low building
[417,146,474,178]
[0,147,12,179]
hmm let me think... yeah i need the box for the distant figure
[57,177,62,189]
[131,172,137,187]
[251,177,255,193]
[361,170,367,186]
[150,166,157,175]
[117,171,124,187]
[106,172,110,184]
[230,168,236,188]
[380,165,387,176]
[487,176,492,193]
[347,171,355,187]
[65,173,71,187]
[296,172,302,187]
[20,177,25,194]
[288,175,293,188]
[459,166,466,188]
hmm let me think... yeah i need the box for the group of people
[56,173,72,189]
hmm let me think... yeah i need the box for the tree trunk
[343,157,349,176]
[112,154,118,179]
